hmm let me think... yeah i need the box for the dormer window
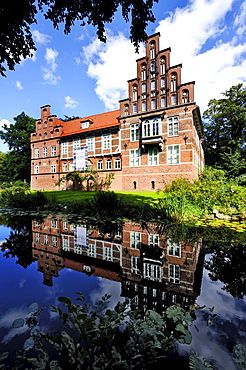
[150,41,156,59]
[82,121,89,129]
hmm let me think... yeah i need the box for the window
[133,181,137,190]
[43,147,47,158]
[168,264,180,284]
[182,89,189,103]
[62,237,70,251]
[51,146,56,157]
[151,80,156,90]
[141,63,146,80]
[161,97,166,107]
[142,118,160,137]
[69,162,74,171]
[73,139,80,148]
[151,181,155,190]
[150,61,155,72]
[132,85,138,101]
[133,104,138,114]
[124,104,129,115]
[130,231,141,249]
[168,116,179,136]
[171,94,177,105]
[160,57,166,75]
[62,162,68,172]
[151,99,156,110]
[82,121,89,129]
[149,234,159,247]
[44,234,49,245]
[35,149,39,158]
[103,246,112,261]
[130,149,140,167]
[142,101,146,112]
[142,83,146,93]
[148,148,158,166]
[34,166,39,174]
[168,241,181,257]
[150,41,155,59]
[98,159,103,170]
[167,145,180,165]
[62,142,68,155]
[74,246,82,254]
[114,158,121,169]
[171,73,177,92]
[63,221,68,231]
[106,158,112,170]
[86,137,94,151]
[161,77,166,87]
[52,236,58,247]
[51,164,56,173]
[88,243,96,257]
[131,256,141,275]
[103,135,111,150]
[51,220,56,228]
[36,233,40,243]
[130,124,139,142]
[143,263,162,281]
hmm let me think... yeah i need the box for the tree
[0,0,157,77]
[202,84,246,177]
[0,112,35,182]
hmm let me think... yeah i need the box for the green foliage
[203,84,246,178]
[0,294,195,369]
[57,170,115,191]
[0,1,157,76]
[0,112,35,182]
[233,344,246,370]
[189,351,216,369]
[0,187,48,209]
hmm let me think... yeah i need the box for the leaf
[12,318,25,328]
[233,344,246,369]
[189,351,215,369]
[24,337,35,351]
[0,352,9,361]
[175,324,192,344]
[58,297,72,306]
[166,305,193,325]
[28,302,38,313]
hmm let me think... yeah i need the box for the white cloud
[74,57,81,65]
[90,278,124,309]
[83,31,145,110]
[0,119,11,130]
[32,29,51,44]
[15,81,23,90]
[42,48,61,85]
[64,96,79,109]
[83,0,246,114]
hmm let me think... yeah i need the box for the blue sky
[0,0,246,152]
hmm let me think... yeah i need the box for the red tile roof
[59,110,120,137]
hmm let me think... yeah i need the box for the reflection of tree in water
[0,215,35,268]
[204,243,246,299]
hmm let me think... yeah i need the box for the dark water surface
[0,213,245,369]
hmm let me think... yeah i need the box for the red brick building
[31,33,204,191]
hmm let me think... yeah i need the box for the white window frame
[44,234,49,245]
[103,134,111,150]
[168,264,180,284]
[168,116,179,137]
[151,80,156,91]
[161,97,166,107]
[148,148,158,166]
[161,77,166,87]
[36,233,40,243]
[62,162,68,172]
[141,64,146,81]
[133,104,138,114]
[167,145,180,165]
[35,148,39,158]
[130,149,140,167]
[73,139,80,148]
[151,99,156,110]
[62,237,70,251]
[142,118,160,137]
[142,101,146,112]
[142,83,146,93]
[69,162,74,171]
[34,165,39,174]
[62,142,68,155]
[86,137,94,151]
[131,256,141,275]
[149,234,159,247]
[43,147,47,158]
[143,262,162,282]
[82,121,89,129]
[103,246,112,261]
[51,164,56,173]
[130,124,139,142]
[130,231,141,249]
[88,243,96,257]
[52,236,58,247]
[106,158,112,170]
[98,159,103,170]
[167,240,181,257]
[114,158,121,169]
[160,58,166,75]
[171,94,177,105]
[51,146,56,157]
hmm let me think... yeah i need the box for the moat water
[0,212,245,369]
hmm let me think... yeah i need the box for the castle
[30,33,204,191]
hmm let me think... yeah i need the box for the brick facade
[31,33,204,191]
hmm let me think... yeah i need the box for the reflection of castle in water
[32,217,204,313]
